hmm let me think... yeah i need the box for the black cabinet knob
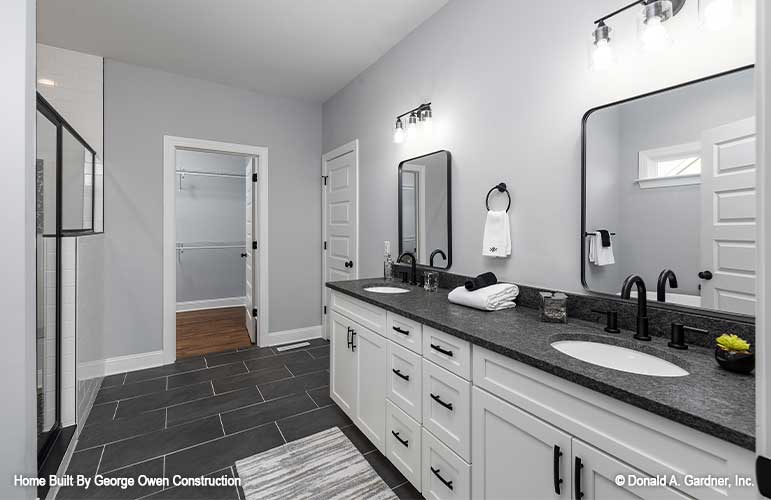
[698,270,713,280]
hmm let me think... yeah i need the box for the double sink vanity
[325,278,755,500]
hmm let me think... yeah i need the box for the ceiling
[37,0,448,102]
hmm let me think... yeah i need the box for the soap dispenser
[383,241,394,281]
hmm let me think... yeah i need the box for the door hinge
[252,308,258,317]
[758,455,771,497]
[252,241,258,250]
[252,172,258,182]
[323,241,327,250]
[322,175,328,186]
[323,306,327,315]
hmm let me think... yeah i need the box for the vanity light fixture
[591,21,614,71]
[393,118,405,144]
[392,102,432,144]
[591,0,685,64]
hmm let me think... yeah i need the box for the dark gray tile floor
[59,339,423,499]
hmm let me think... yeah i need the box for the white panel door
[329,310,356,418]
[244,157,257,343]
[700,118,757,315]
[471,387,572,499]
[573,439,690,500]
[354,326,387,453]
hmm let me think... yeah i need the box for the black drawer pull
[392,368,410,381]
[430,343,453,356]
[391,430,409,447]
[575,456,584,499]
[392,326,410,335]
[346,327,353,349]
[430,393,453,411]
[553,445,563,495]
[351,330,357,352]
[431,467,454,491]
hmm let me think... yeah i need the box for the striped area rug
[235,427,397,500]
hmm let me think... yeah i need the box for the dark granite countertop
[326,278,755,451]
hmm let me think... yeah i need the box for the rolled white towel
[448,283,519,311]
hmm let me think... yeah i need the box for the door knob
[345,260,354,268]
[698,270,713,280]
[240,253,247,258]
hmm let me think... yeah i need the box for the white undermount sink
[551,340,689,377]
[363,286,410,294]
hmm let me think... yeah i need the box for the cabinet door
[354,326,388,453]
[472,387,572,500]
[572,440,691,500]
[329,311,356,418]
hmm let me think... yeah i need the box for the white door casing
[244,157,257,343]
[163,136,269,363]
[322,140,358,339]
[700,117,757,316]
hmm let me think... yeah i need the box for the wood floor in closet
[176,307,253,358]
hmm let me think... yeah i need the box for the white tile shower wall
[61,237,76,426]
[43,236,56,430]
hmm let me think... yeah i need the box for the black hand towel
[465,272,498,291]
[598,230,611,248]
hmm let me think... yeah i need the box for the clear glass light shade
[393,119,405,144]
[699,0,734,30]
[640,16,671,52]
[407,113,418,138]
[591,38,614,71]
[421,109,433,132]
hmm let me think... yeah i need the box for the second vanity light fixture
[591,0,735,71]
[393,102,432,144]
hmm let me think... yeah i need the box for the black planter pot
[714,348,755,374]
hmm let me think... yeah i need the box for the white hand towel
[589,232,615,266]
[448,283,519,311]
[482,210,511,258]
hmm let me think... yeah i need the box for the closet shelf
[176,169,246,179]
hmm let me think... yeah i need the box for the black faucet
[656,269,678,302]
[620,274,651,341]
[429,249,446,267]
[397,252,418,285]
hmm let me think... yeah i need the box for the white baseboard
[264,325,322,347]
[176,296,246,312]
[78,350,165,380]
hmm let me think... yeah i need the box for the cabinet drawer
[387,311,423,354]
[422,428,470,500]
[387,341,422,422]
[422,326,471,380]
[422,359,471,462]
[330,292,386,336]
[386,400,422,491]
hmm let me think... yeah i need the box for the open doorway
[163,137,269,363]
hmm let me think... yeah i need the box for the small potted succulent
[715,334,754,374]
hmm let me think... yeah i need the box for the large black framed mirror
[398,150,452,269]
[582,65,755,321]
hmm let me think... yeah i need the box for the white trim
[164,136,269,365]
[637,141,702,189]
[321,139,359,341]
[77,350,165,380]
[263,325,323,347]
[757,0,770,465]
[175,296,246,312]
[634,173,701,189]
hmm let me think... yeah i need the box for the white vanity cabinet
[329,291,755,500]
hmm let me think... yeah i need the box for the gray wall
[0,1,37,497]
[322,0,754,292]
[585,69,755,295]
[77,234,105,364]
[176,150,247,303]
[104,60,322,359]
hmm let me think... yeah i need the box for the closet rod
[176,170,246,179]
[177,245,245,250]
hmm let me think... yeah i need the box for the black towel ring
[485,183,511,212]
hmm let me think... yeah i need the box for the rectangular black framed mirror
[581,65,755,321]
[398,150,452,269]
